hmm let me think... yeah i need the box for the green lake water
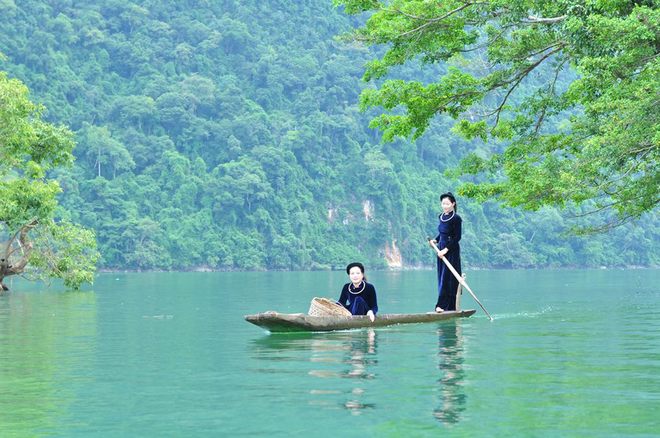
[1,269,658,437]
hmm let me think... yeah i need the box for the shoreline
[96,264,658,274]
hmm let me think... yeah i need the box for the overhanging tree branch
[335,0,659,228]
[393,2,487,39]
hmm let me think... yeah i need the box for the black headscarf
[345,262,365,275]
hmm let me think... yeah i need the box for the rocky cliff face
[384,239,402,268]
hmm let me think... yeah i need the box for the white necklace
[348,281,365,294]
[440,211,455,222]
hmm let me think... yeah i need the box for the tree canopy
[0,67,98,289]
[334,0,659,228]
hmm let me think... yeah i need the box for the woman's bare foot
[435,307,444,313]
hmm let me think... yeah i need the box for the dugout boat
[244,309,476,333]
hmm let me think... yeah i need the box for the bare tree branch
[569,191,659,223]
[4,219,38,273]
[520,42,565,61]
[489,74,525,127]
[523,15,567,24]
[486,45,565,127]
[459,24,516,54]
[534,57,568,134]
[597,151,655,197]
[626,143,658,155]
[393,2,486,39]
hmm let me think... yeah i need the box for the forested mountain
[0,0,657,270]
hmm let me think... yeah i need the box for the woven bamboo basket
[308,297,352,317]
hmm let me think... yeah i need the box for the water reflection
[433,322,466,425]
[338,329,377,414]
[250,329,378,415]
[305,329,378,414]
[0,290,97,435]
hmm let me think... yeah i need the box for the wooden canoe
[244,309,476,333]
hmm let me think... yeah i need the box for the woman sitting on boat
[337,262,378,322]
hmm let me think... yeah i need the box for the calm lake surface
[1,269,658,437]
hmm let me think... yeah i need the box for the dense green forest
[0,0,657,271]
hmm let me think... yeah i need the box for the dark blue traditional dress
[435,211,462,311]
[338,281,378,316]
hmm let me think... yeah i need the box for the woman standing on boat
[338,262,378,322]
[429,192,462,312]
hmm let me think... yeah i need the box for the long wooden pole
[429,240,494,321]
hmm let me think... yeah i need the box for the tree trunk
[0,220,36,292]
[0,262,9,291]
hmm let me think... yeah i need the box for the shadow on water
[433,322,467,425]
[250,329,378,415]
